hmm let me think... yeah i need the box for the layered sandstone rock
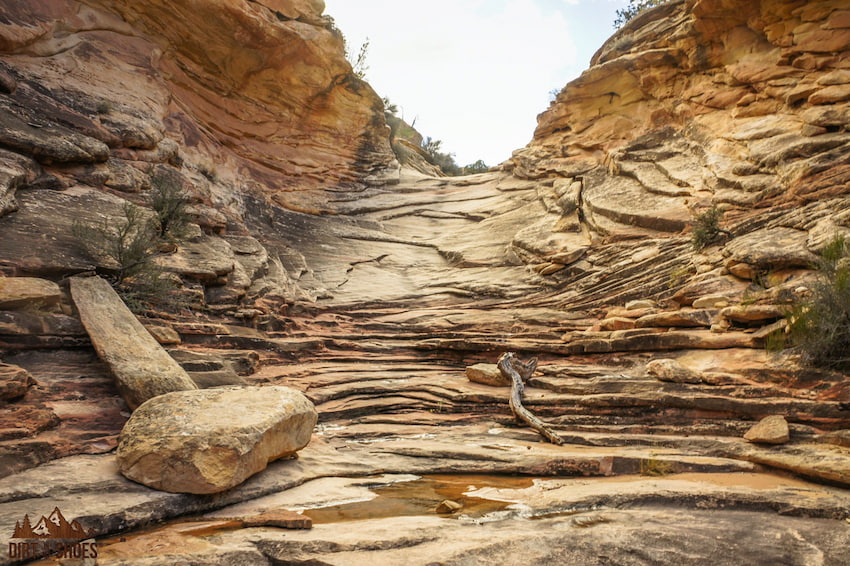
[509,0,850,270]
[0,0,395,210]
[1,1,850,564]
[0,277,61,310]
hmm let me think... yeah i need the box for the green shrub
[640,456,673,476]
[150,171,190,241]
[73,173,189,312]
[782,235,850,369]
[421,137,461,176]
[614,0,667,29]
[691,206,725,251]
[462,160,489,175]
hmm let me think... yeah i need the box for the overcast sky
[323,0,630,166]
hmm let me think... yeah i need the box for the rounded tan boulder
[465,363,511,387]
[117,386,317,494]
[744,415,790,445]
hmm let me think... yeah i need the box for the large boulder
[70,276,198,410]
[116,386,317,494]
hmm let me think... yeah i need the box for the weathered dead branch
[497,352,565,445]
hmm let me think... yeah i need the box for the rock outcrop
[0,0,395,205]
[117,386,317,494]
[509,0,850,275]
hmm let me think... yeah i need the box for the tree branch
[497,352,564,446]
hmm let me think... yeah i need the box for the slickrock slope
[1,0,850,564]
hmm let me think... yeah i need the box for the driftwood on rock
[497,352,565,446]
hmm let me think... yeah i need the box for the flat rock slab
[117,386,317,494]
[0,277,61,310]
[69,276,197,410]
[238,509,312,529]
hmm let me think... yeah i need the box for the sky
[323,0,631,166]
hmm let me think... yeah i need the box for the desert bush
[73,203,159,285]
[781,235,850,369]
[150,171,190,241]
[421,137,462,176]
[691,206,725,250]
[73,174,189,311]
[348,37,370,79]
[640,456,673,476]
[614,0,667,28]
[462,160,489,175]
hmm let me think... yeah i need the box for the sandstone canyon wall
[0,0,396,208]
[1,2,850,563]
[511,0,850,244]
[0,0,401,311]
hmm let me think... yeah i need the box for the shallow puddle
[302,474,535,524]
[31,470,843,565]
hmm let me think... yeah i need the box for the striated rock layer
[510,0,850,242]
[0,0,396,213]
[2,0,850,564]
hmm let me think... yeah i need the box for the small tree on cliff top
[614,0,667,28]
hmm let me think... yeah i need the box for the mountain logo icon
[12,507,93,540]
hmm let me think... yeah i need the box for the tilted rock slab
[117,386,317,494]
[70,276,197,410]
